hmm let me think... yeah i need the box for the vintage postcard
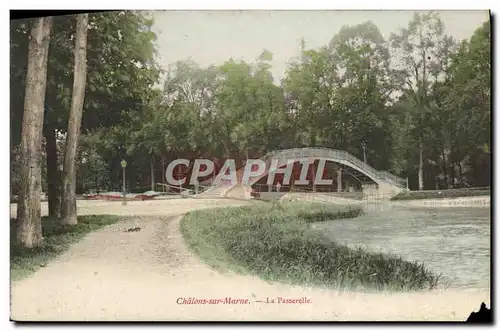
[9,9,491,322]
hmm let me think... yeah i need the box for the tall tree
[16,16,53,248]
[43,16,75,217]
[390,12,450,190]
[327,21,394,168]
[442,21,491,187]
[61,14,89,225]
[9,12,162,215]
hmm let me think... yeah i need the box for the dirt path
[9,198,251,219]
[10,199,490,321]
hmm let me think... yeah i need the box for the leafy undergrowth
[391,189,490,201]
[181,201,441,292]
[10,215,120,281]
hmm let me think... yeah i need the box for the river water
[317,204,491,290]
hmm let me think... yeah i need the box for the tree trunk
[292,117,297,148]
[127,162,136,193]
[161,157,166,192]
[418,140,424,191]
[150,155,155,191]
[310,131,316,148]
[458,161,464,187]
[311,161,317,192]
[16,17,53,248]
[45,127,60,217]
[177,165,182,192]
[450,162,456,188]
[440,147,448,189]
[61,14,89,225]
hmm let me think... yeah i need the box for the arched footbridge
[199,147,408,199]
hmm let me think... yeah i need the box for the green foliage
[391,188,490,201]
[10,12,490,192]
[10,215,121,280]
[77,133,110,192]
[11,12,161,139]
[181,202,441,291]
[388,14,490,188]
[282,21,394,169]
[297,206,364,223]
[10,11,164,198]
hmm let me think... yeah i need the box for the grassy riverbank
[391,188,490,201]
[10,215,120,281]
[181,202,441,292]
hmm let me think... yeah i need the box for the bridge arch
[200,147,407,198]
[252,148,406,187]
[250,158,376,190]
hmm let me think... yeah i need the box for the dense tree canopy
[11,11,491,195]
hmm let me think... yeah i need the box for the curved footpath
[10,199,489,321]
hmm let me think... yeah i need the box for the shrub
[391,189,490,201]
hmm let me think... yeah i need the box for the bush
[391,188,490,201]
[181,202,441,292]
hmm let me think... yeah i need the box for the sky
[152,10,489,83]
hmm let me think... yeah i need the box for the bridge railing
[328,149,406,189]
[202,147,407,194]
[266,148,407,189]
[378,170,407,187]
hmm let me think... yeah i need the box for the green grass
[10,215,121,281]
[181,201,441,292]
[391,188,490,201]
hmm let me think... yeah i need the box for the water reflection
[316,205,491,289]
